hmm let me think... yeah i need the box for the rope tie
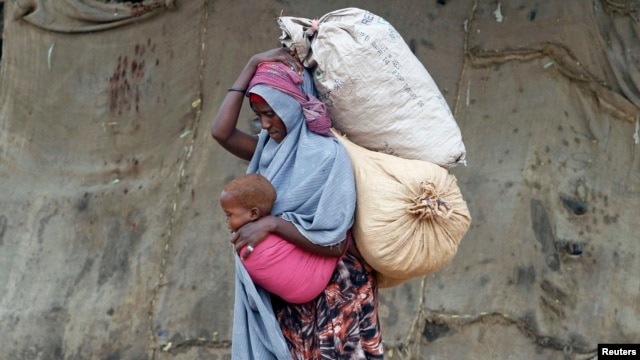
[311,19,320,32]
[408,181,452,219]
[304,19,320,38]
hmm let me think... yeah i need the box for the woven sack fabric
[332,129,471,288]
[279,8,467,168]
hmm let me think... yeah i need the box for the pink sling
[240,234,343,304]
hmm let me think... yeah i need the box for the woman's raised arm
[210,59,260,161]
[211,48,302,161]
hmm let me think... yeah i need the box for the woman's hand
[231,214,347,259]
[248,47,303,75]
[231,216,276,259]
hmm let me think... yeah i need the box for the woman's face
[219,191,256,232]
[252,101,287,143]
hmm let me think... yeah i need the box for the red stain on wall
[108,40,155,117]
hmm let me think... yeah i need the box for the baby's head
[220,173,277,232]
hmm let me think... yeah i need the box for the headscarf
[246,62,356,247]
[248,62,332,136]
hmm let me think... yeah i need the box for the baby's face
[219,191,253,232]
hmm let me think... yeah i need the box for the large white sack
[279,8,467,168]
[331,129,471,288]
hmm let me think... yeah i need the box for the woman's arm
[210,60,260,161]
[211,48,302,161]
[231,215,346,258]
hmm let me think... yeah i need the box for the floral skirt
[273,251,384,360]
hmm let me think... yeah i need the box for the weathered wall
[0,1,638,359]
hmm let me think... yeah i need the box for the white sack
[279,8,467,168]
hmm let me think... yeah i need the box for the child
[219,173,341,304]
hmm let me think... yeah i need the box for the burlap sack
[279,8,467,168]
[331,129,471,288]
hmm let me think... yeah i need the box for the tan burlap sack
[279,8,466,168]
[332,129,471,288]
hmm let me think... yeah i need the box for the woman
[211,48,384,360]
